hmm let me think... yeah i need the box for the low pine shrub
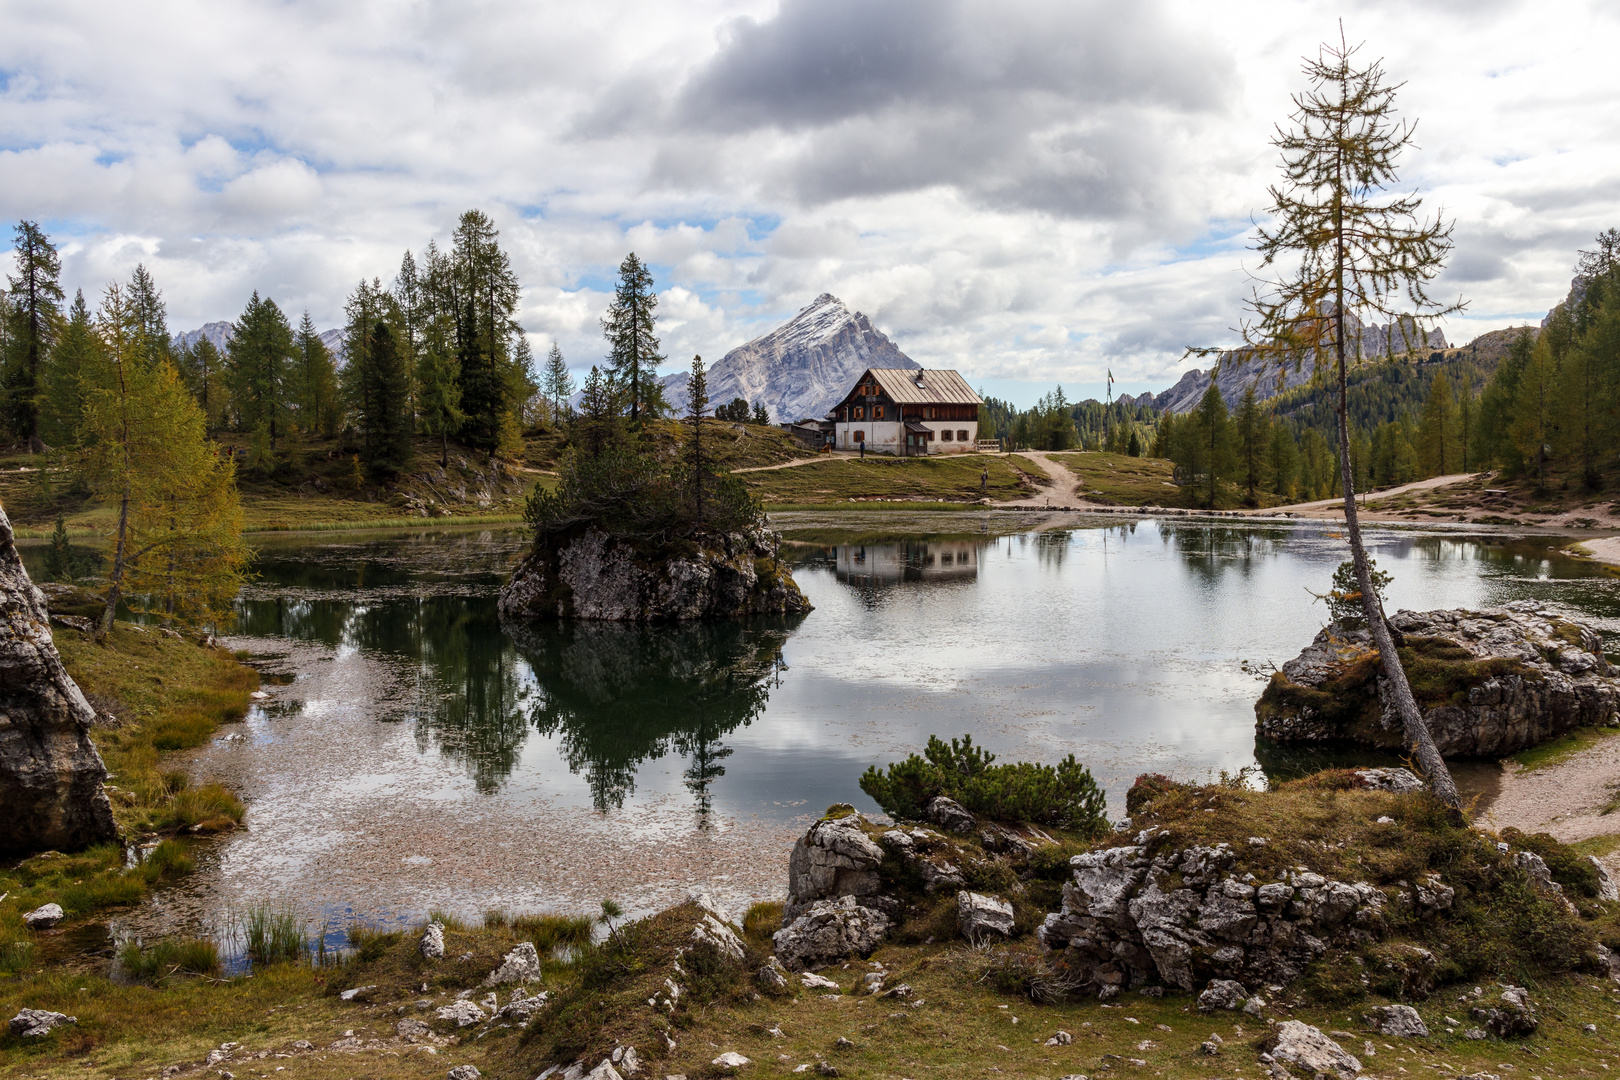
[859,734,1108,834]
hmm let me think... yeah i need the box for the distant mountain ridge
[661,293,918,423]
[1134,314,1450,415]
[172,321,346,360]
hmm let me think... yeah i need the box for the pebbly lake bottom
[72,511,1620,952]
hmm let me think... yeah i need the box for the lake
[89,512,1620,943]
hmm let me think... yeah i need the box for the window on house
[854,406,864,420]
[941,429,953,441]
[941,552,953,565]
[926,430,934,441]
[958,429,969,441]
[924,407,934,419]
[855,430,866,443]
[874,405,884,419]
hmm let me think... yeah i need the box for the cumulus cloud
[0,0,1617,401]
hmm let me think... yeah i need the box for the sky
[2,0,1617,407]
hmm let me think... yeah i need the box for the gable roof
[865,368,982,406]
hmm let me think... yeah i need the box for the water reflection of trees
[1159,524,1290,582]
[505,619,796,817]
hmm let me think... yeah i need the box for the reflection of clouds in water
[123,519,1619,946]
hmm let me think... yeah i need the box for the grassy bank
[742,453,1043,506]
[0,613,259,992]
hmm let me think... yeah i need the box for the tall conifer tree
[601,253,662,425]
[5,220,64,448]
[226,291,295,446]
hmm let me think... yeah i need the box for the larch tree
[1417,370,1459,477]
[5,220,64,449]
[1509,335,1557,492]
[1199,29,1465,807]
[601,253,662,425]
[81,285,246,638]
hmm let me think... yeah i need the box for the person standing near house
[860,439,865,459]
[980,467,988,493]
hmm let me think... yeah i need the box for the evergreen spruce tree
[686,355,710,528]
[40,290,100,447]
[293,312,339,437]
[226,291,295,446]
[1197,30,1464,806]
[44,514,74,582]
[601,253,663,425]
[1477,330,1533,471]
[1190,384,1232,509]
[508,334,540,430]
[127,264,172,369]
[447,210,520,453]
[574,365,624,458]
[542,342,574,423]
[751,401,770,426]
[4,220,64,449]
[1234,385,1271,505]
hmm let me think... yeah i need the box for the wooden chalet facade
[829,368,983,455]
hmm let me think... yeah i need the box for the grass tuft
[239,903,305,968]
[118,936,221,983]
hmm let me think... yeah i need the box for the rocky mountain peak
[663,294,918,423]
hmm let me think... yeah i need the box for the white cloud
[0,0,1616,403]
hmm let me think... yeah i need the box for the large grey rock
[22,903,63,929]
[784,811,887,920]
[499,525,810,623]
[1198,978,1249,1011]
[926,796,976,834]
[1260,604,1620,756]
[9,1008,76,1037]
[1591,856,1619,902]
[448,1067,482,1080]
[484,942,542,985]
[1472,987,1538,1037]
[956,891,1014,940]
[1366,1004,1429,1038]
[657,293,919,425]
[1352,768,1424,793]
[420,921,445,960]
[0,508,118,855]
[1269,1020,1362,1079]
[774,896,891,971]
[435,1000,486,1027]
[1038,843,1388,997]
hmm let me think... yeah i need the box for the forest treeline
[979,230,1620,507]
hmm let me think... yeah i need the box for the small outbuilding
[829,368,982,455]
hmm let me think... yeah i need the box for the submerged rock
[498,524,811,623]
[1257,603,1620,756]
[0,508,118,855]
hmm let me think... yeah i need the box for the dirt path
[1245,473,1479,517]
[1481,738,1620,851]
[730,454,846,473]
[996,450,1120,509]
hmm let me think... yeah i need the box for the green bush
[1501,827,1602,897]
[859,734,1109,834]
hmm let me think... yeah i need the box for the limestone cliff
[498,524,811,623]
[0,507,118,854]
[1257,600,1619,756]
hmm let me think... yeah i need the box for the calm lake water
[74,513,1620,942]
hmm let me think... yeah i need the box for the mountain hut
[829,368,983,455]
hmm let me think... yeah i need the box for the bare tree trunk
[1333,353,1461,809]
[99,483,129,642]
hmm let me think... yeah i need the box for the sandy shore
[1577,536,1620,568]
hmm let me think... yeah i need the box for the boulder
[420,921,445,960]
[1038,843,1389,996]
[0,507,118,855]
[1257,603,1620,755]
[9,1008,76,1037]
[435,1000,486,1027]
[584,1063,623,1080]
[774,896,891,971]
[1366,1004,1429,1038]
[956,891,1014,941]
[484,942,542,985]
[712,1051,751,1071]
[926,796,976,834]
[448,1067,482,1080]
[1198,978,1249,1012]
[22,903,63,929]
[784,810,888,921]
[1268,1020,1362,1080]
[498,525,811,623]
[493,988,548,1025]
[1472,987,1537,1037]
[756,956,791,992]
[1589,857,1619,902]
[1352,768,1424,794]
